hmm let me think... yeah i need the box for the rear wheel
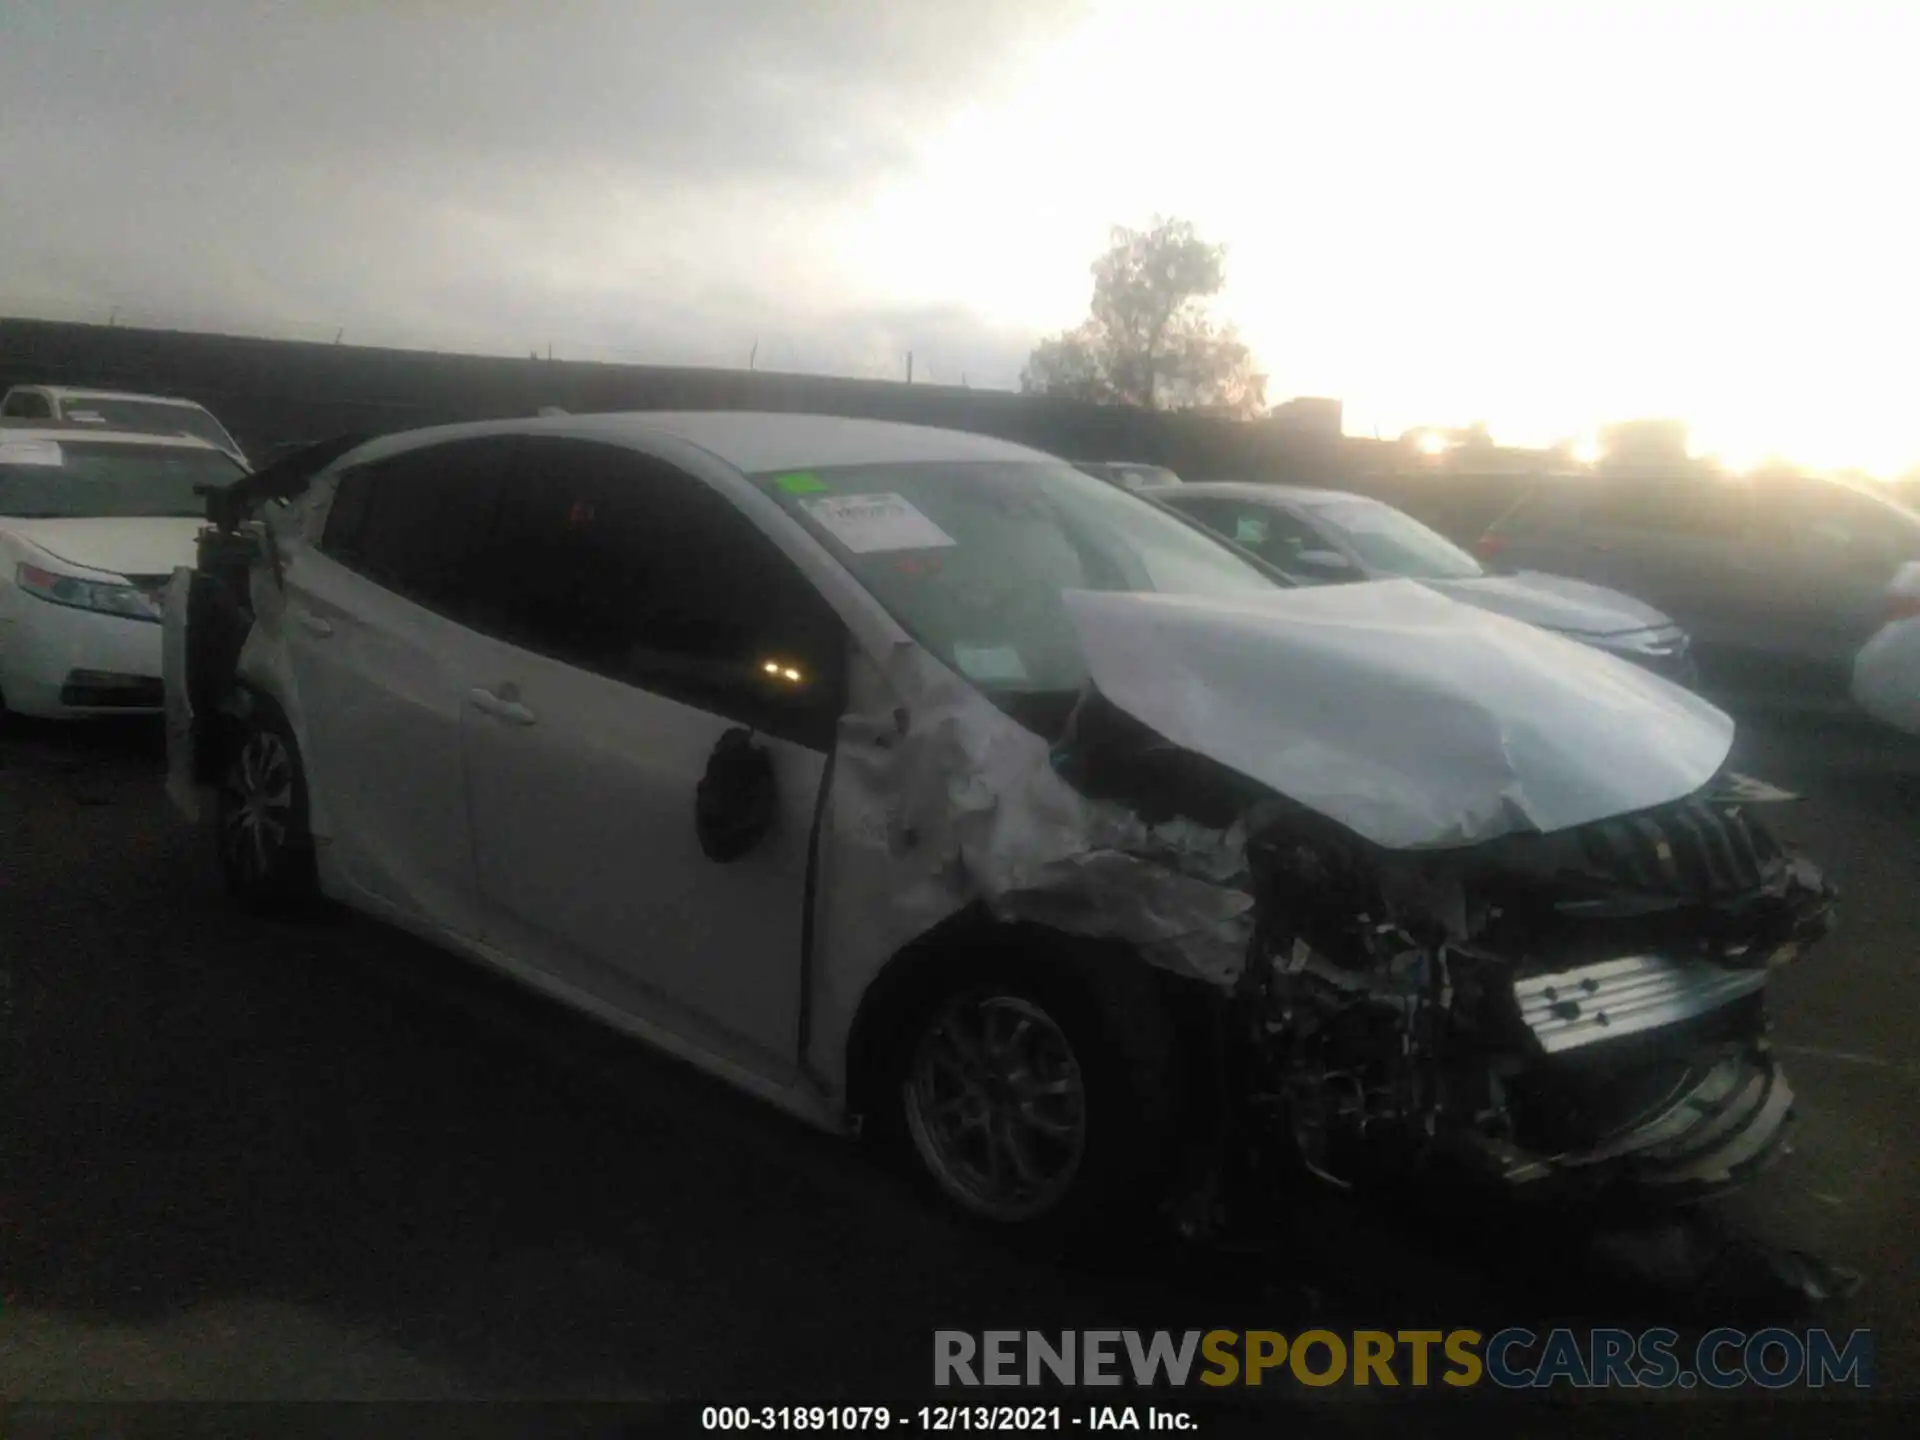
[216,701,317,911]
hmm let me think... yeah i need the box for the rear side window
[1487,484,1593,535]
[319,437,516,618]
[1490,479,1748,538]
[1585,478,1749,537]
[5,392,53,419]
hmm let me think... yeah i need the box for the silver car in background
[1161,482,1698,687]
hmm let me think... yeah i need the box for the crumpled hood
[1418,570,1674,637]
[2,516,204,578]
[1063,579,1734,851]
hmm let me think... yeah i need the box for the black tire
[215,697,318,913]
[879,948,1180,1242]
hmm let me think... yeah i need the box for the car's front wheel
[216,701,317,911]
[890,964,1177,1236]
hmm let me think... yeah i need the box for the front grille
[1575,796,1779,898]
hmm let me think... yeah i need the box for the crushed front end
[1229,775,1835,1206]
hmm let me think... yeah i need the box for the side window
[1488,485,1587,536]
[1,393,24,418]
[322,438,515,618]
[5,392,52,419]
[1586,478,1749,538]
[320,466,376,562]
[1176,498,1323,568]
[469,439,848,749]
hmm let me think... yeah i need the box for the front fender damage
[813,586,1839,1238]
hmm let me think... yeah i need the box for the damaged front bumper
[1466,1042,1796,1200]
[1217,774,1836,1211]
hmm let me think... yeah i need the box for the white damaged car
[162,414,1835,1232]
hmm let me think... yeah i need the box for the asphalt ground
[2,704,1915,1434]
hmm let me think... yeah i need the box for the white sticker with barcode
[0,438,65,467]
[800,492,956,553]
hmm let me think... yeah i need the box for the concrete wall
[0,316,1348,471]
[0,317,1533,539]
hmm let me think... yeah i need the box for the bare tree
[1021,217,1265,417]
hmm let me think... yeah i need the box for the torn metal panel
[807,640,1262,1093]
[1062,581,1736,851]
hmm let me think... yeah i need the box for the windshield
[58,398,238,453]
[755,460,1280,693]
[0,439,245,518]
[1308,497,1485,580]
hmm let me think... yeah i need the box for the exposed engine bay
[1046,687,1835,1209]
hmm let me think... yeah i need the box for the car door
[456,437,848,1070]
[280,436,517,929]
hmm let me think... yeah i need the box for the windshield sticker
[0,438,64,467]
[1234,516,1270,544]
[774,471,830,495]
[800,492,957,553]
[952,643,1029,684]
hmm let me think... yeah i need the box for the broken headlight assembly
[1230,776,1835,1204]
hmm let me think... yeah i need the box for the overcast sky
[2,1,1914,470]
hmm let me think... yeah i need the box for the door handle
[469,686,536,726]
[293,609,334,636]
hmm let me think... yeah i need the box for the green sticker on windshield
[774,471,830,495]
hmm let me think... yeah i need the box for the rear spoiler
[196,433,370,533]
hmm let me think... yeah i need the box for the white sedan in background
[0,425,245,717]
[1852,562,1920,735]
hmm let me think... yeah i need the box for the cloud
[0,0,1080,382]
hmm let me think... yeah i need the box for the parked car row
[147,412,1833,1238]
[1078,458,1920,723]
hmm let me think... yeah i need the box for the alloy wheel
[220,728,296,885]
[902,992,1089,1223]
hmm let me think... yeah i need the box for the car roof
[351,411,1062,474]
[1173,480,1369,507]
[0,420,223,451]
